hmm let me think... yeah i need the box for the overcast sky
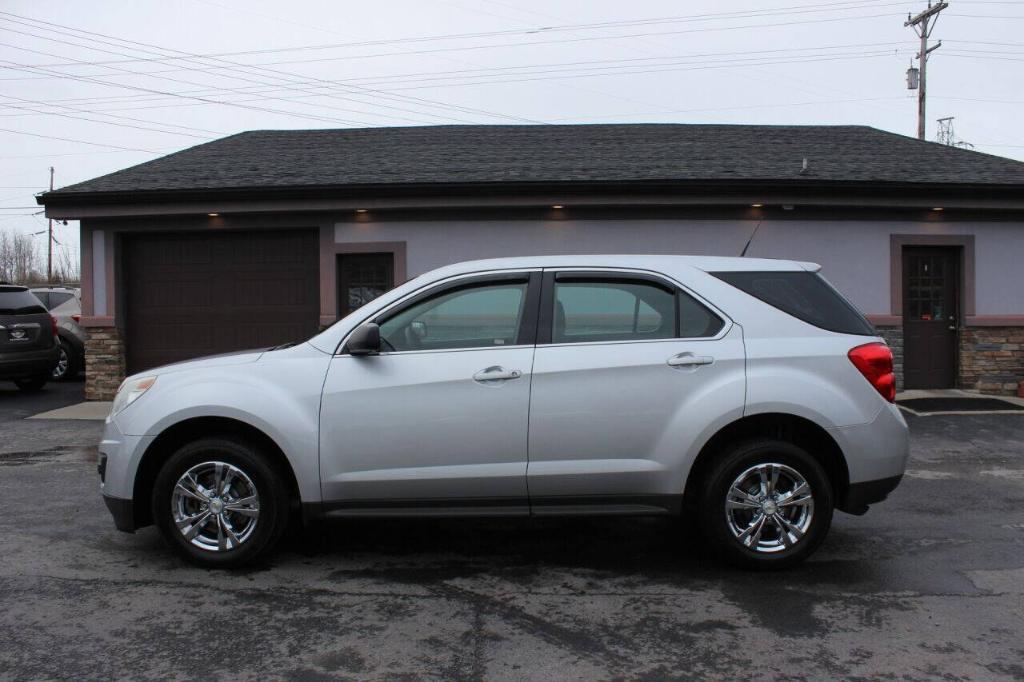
[1,0,1021,267]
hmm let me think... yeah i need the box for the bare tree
[0,229,43,284]
[52,242,80,285]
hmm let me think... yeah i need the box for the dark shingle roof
[43,124,1024,199]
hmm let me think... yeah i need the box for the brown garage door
[123,229,319,373]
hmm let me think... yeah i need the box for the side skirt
[305,494,682,521]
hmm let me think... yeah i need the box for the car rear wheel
[14,374,48,392]
[52,340,77,381]
[152,437,290,568]
[699,439,833,570]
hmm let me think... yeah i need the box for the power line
[0,126,159,152]
[0,94,221,139]
[0,38,407,127]
[0,13,541,124]
[0,1,919,69]
[0,41,909,112]
[0,5,914,83]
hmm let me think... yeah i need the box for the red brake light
[71,314,80,323]
[49,314,58,338]
[848,342,896,403]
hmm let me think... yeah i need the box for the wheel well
[682,413,850,512]
[132,416,301,529]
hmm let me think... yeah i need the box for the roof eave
[38,178,1024,217]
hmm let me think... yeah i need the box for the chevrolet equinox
[99,256,909,570]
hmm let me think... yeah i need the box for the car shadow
[277,515,884,588]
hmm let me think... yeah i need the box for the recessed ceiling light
[207,213,219,217]
[355,208,368,213]
[751,203,764,208]
[551,204,564,209]
[932,207,944,211]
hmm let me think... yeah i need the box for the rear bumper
[841,474,904,515]
[103,494,136,533]
[0,346,58,379]
[828,402,909,514]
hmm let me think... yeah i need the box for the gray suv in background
[31,286,84,381]
[0,284,59,391]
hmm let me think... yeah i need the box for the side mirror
[345,322,381,356]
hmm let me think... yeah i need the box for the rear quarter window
[712,271,875,336]
[0,288,47,315]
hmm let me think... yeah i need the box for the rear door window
[554,280,674,344]
[551,276,724,343]
[712,271,874,335]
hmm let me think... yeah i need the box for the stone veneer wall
[875,326,905,391]
[84,326,126,401]
[875,324,1024,395]
[960,327,1024,396]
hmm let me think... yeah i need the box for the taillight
[848,342,896,403]
[71,314,80,323]
[50,315,58,339]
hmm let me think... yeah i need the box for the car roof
[422,255,820,279]
[0,284,29,292]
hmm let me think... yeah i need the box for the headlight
[110,376,157,416]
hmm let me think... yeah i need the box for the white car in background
[97,255,908,570]
[30,286,84,381]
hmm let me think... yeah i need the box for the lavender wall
[335,217,1024,316]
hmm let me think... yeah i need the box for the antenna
[740,219,763,257]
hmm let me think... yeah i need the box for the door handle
[473,366,523,383]
[667,353,714,368]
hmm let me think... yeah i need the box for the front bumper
[98,416,155,532]
[103,494,136,533]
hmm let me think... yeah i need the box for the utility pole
[47,166,54,282]
[905,2,948,140]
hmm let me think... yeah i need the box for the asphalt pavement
[0,407,1022,681]
[0,379,84,424]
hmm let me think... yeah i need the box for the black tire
[14,374,48,392]
[152,437,291,568]
[52,339,77,381]
[699,439,833,570]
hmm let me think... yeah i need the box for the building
[38,124,1024,400]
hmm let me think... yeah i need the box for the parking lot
[1,398,1022,681]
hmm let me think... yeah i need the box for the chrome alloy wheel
[171,461,260,552]
[52,346,69,379]
[725,462,814,553]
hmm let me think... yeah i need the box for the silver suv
[30,286,84,381]
[98,256,908,570]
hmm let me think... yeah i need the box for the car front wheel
[152,437,290,568]
[699,439,833,570]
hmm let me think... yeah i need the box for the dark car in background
[0,284,59,391]
[31,286,84,381]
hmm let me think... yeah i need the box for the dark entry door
[337,253,394,317]
[124,229,319,373]
[903,247,959,389]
